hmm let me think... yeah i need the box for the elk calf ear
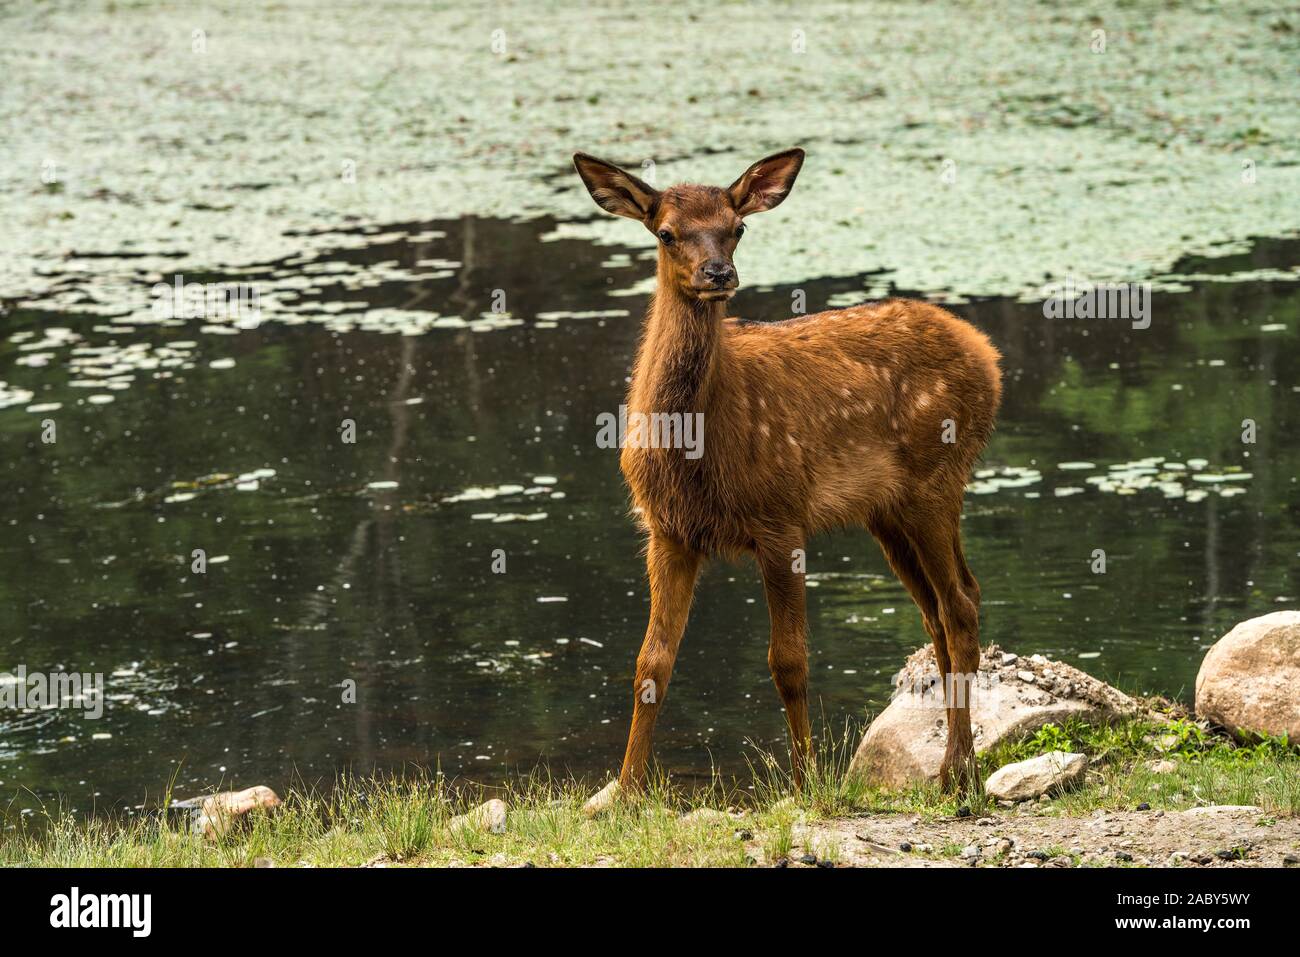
[728,148,805,215]
[573,153,659,221]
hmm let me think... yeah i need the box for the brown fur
[574,149,1002,792]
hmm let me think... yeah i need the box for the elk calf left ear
[573,153,659,222]
[728,148,805,216]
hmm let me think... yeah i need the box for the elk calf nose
[702,260,736,286]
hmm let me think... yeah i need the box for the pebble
[955,806,972,818]
[798,853,817,865]
[899,842,913,852]
[1282,853,1300,866]
[735,829,753,841]
[1136,802,1150,811]
[960,844,981,859]
[1116,851,1134,862]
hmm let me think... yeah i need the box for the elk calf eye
[657,230,674,245]
[735,224,746,238]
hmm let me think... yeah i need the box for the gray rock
[188,785,282,841]
[847,644,1138,789]
[985,751,1089,801]
[449,798,507,835]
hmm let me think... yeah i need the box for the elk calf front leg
[757,538,812,789]
[616,534,701,791]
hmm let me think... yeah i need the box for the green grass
[2,714,1295,867]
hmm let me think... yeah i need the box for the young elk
[573,149,1002,814]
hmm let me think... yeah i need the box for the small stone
[253,857,274,868]
[986,752,1089,801]
[734,829,753,841]
[1017,670,1036,683]
[775,857,790,868]
[798,853,817,865]
[899,842,912,852]
[449,798,508,835]
[816,859,835,869]
[955,805,972,818]
[1147,759,1178,774]
[1000,652,1019,665]
[960,844,980,859]
[995,838,1014,856]
[1028,850,1048,861]
[1115,851,1133,862]
[1215,848,1246,861]
[913,843,933,853]
[1282,853,1300,866]
[1136,802,1150,811]
[193,785,282,840]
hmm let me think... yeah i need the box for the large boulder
[1195,611,1300,741]
[985,751,1088,801]
[846,644,1139,789]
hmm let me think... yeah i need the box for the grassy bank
[3,716,1295,868]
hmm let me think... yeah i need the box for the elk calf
[574,149,1002,813]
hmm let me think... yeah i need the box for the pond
[1,219,1296,814]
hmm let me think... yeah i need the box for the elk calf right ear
[573,153,659,222]
[728,148,805,216]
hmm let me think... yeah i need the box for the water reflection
[0,219,1296,813]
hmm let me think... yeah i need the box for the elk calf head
[573,149,804,302]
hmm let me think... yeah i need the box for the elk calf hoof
[581,780,623,818]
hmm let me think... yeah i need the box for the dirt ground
[781,806,1300,868]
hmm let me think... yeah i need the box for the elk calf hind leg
[905,519,983,793]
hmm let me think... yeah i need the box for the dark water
[1,220,1297,814]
